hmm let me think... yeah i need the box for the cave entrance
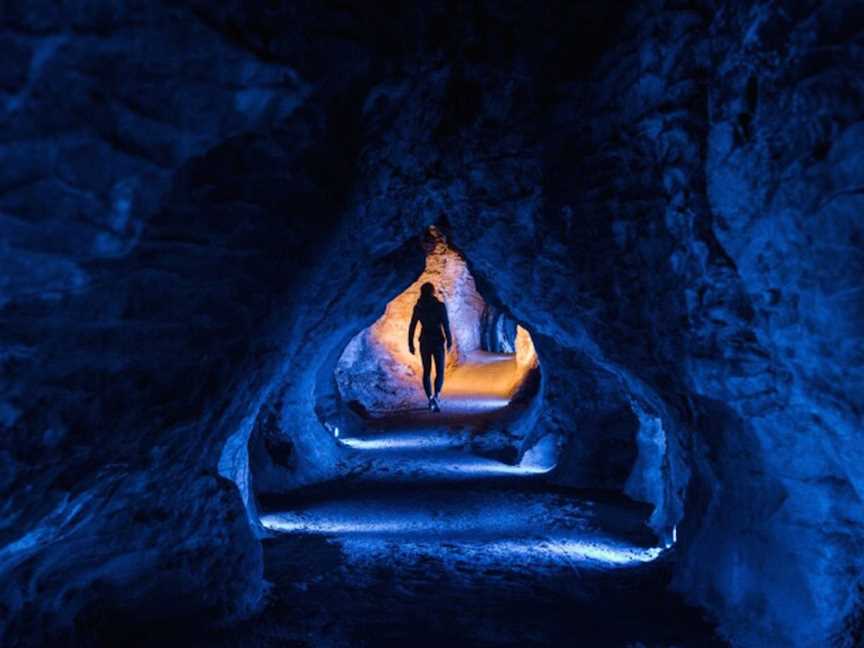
[330,227,543,463]
[257,226,672,618]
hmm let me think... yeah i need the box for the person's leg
[419,340,433,398]
[432,342,446,397]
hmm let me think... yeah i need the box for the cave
[328,227,542,457]
[334,227,539,415]
[2,2,863,647]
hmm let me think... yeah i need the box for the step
[261,487,663,569]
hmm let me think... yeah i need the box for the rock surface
[335,228,490,411]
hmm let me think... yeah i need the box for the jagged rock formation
[334,228,489,411]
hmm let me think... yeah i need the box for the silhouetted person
[408,282,453,412]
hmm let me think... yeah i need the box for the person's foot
[428,397,435,411]
[431,396,441,413]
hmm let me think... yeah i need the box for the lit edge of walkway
[260,513,668,567]
[294,424,669,567]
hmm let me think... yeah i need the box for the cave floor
[228,405,728,647]
[236,483,726,647]
[336,352,540,467]
[360,351,526,424]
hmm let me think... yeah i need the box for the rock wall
[334,228,487,412]
[551,2,864,645]
[682,3,864,645]
[544,344,640,491]
[0,1,389,641]
[480,305,519,353]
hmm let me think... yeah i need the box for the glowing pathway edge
[260,514,668,567]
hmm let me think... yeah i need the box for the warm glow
[336,228,538,411]
[369,227,484,373]
[443,351,532,399]
[515,325,537,368]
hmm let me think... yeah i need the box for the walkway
[241,358,725,647]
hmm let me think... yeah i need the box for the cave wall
[333,228,486,412]
[555,2,864,645]
[0,1,397,641]
[0,112,371,641]
[684,3,864,645]
[480,304,518,353]
[541,342,639,491]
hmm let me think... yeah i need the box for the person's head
[420,282,435,299]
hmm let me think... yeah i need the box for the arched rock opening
[245,227,556,496]
[242,222,681,553]
[334,227,539,415]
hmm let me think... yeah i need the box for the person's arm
[441,303,453,350]
[408,306,418,354]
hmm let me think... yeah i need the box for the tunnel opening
[186,195,702,648]
[249,225,679,584]
[328,227,543,464]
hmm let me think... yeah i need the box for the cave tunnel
[335,226,539,416]
[2,1,864,647]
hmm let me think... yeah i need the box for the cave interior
[1,1,863,647]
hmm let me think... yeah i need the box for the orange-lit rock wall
[370,228,484,371]
[335,230,537,412]
[336,230,483,410]
[515,325,537,369]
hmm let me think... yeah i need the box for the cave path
[249,358,726,646]
[364,350,524,421]
[333,350,539,483]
